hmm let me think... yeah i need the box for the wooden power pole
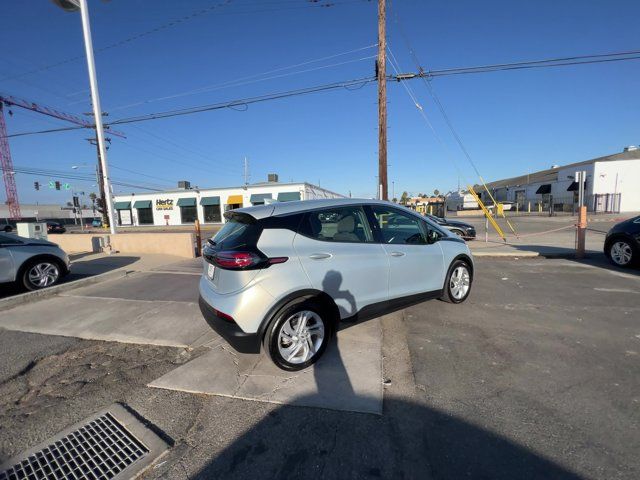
[377,0,388,200]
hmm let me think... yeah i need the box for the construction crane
[0,93,124,220]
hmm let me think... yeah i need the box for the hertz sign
[155,199,174,211]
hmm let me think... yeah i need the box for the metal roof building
[478,147,640,213]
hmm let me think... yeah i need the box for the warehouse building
[111,177,344,227]
[475,147,640,213]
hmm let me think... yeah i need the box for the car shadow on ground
[191,335,584,480]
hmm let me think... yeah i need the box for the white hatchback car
[199,199,474,370]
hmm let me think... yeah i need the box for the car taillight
[210,250,288,270]
[214,251,260,269]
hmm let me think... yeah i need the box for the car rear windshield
[209,215,261,250]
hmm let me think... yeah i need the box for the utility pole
[377,0,388,201]
[87,135,109,227]
[243,157,250,187]
[78,0,116,234]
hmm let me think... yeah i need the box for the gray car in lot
[0,233,70,290]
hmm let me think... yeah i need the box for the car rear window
[209,215,261,250]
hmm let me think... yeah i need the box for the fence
[591,193,621,214]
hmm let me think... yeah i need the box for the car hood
[444,219,473,229]
[20,237,59,247]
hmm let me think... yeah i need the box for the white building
[444,191,479,212]
[111,180,344,227]
[0,203,95,223]
[479,147,640,213]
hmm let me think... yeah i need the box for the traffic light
[55,181,61,190]
[34,181,40,191]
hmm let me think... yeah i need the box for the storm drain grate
[0,405,168,480]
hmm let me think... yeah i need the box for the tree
[89,192,104,214]
[433,189,440,197]
[392,197,398,203]
[400,191,409,205]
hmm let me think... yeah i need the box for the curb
[472,251,540,258]
[0,269,131,311]
[472,251,580,259]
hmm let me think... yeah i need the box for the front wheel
[441,260,472,303]
[264,300,330,371]
[21,259,62,291]
[608,239,635,268]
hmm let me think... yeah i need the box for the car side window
[299,207,373,243]
[371,206,427,245]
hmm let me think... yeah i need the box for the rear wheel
[608,239,635,268]
[441,260,472,303]
[21,259,62,291]
[264,300,330,371]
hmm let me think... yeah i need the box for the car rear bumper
[198,295,261,354]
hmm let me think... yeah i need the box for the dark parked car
[604,215,640,268]
[46,221,66,234]
[425,214,476,240]
[1,222,13,233]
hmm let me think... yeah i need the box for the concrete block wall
[50,232,196,258]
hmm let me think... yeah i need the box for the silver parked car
[199,199,474,371]
[0,233,70,290]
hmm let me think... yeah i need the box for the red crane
[0,94,124,220]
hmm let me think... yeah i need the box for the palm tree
[400,191,409,205]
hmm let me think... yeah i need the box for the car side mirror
[426,229,439,244]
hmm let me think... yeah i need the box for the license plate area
[207,262,215,280]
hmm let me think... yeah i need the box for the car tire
[606,238,636,268]
[450,229,465,238]
[263,299,331,371]
[20,258,63,291]
[440,259,472,304]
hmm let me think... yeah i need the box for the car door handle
[309,253,332,260]
[389,251,405,257]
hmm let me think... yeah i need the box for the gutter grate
[0,405,167,480]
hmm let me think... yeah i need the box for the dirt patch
[0,339,193,461]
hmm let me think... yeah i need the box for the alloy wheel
[27,262,60,288]
[277,310,325,364]
[449,265,470,300]
[610,241,632,266]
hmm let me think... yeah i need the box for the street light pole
[76,0,116,234]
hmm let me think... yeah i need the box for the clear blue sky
[1,0,639,205]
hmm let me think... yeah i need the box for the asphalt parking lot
[0,255,638,479]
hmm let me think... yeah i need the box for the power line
[107,76,375,126]
[0,0,234,84]
[385,44,467,183]
[0,0,368,86]
[5,165,168,191]
[395,50,640,79]
[108,44,377,112]
[2,125,87,139]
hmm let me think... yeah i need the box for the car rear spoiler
[222,211,258,224]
